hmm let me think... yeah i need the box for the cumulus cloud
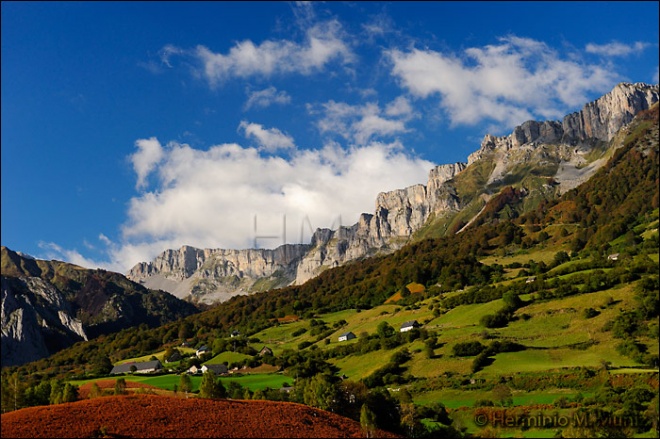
[312,97,414,145]
[130,137,165,190]
[244,86,292,110]
[239,121,295,152]
[585,41,650,57]
[387,35,620,129]
[166,20,354,88]
[94,137,433,272]
[385,96,414,117]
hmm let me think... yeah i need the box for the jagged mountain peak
[469,82,659,164]
[127,82,659,305]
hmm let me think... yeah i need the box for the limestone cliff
[126,82,659,303]
[293,162,467,284]
[129,244,311,303]
[469,82,659,164]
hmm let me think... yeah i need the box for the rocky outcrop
[1,276,87,367]
[469,82,659,164]
[129,161,468,295]
[130,244,310,282]
[562,82,659,143]
[127,82,659,303]
[1,246,199,367]
[128,244,312,302]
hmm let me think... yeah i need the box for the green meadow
[71,372,291,393]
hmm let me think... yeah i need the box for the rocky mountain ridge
[1,246,199,367]
[127,82,658,304]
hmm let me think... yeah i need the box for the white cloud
[239,121,295,152]
[167,20,354,88]
[653,66,659,84]
[353,115,406,145]
[130,137,164,190]
[244,86,292,110]
[385,96,414,117]
[585,41,649,57]
[291,1,316,28]
[159,44,185,68]
[82,137,434,272]
[313,97,413,145]
[387,35,620,130]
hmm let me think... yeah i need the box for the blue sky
[2,1,658,273]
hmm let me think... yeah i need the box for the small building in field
[608,253,620,261]
[201,363,228,376]
[110,360,162,375]
[187,365,201,375]
[230,330,241,338]
[400,320,420,333]
[338,331,356,342]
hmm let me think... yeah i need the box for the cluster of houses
[187,363,228,376]
[337,320,420,342]
[109,322,422,376]
[110,342,274,377]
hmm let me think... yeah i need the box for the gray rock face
[1,245,199,367]
[562,82,659,143]
[127,82,659,303]
[128,244,313,303]
[128,162,468,298]
[130,244,310,283]
[1,276,88,367]
[470,82,659,164]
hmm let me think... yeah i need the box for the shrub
[471,352,491,373]
[298,341,313,350]
[480,312,509,328]
[474,399,495,407]
[583,308,600,319]
[452,341,485,357]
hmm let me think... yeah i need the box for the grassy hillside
[2,104,658,438]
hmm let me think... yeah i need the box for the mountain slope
[1,246,199,367]
[2,100,657,437]
[127,82,658,305]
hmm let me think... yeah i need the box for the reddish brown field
[77,379,166,399]
[1,394,401,438]
[276,314,300,323]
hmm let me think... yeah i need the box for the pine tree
[199,371,225,398]
[179,374,192,397]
